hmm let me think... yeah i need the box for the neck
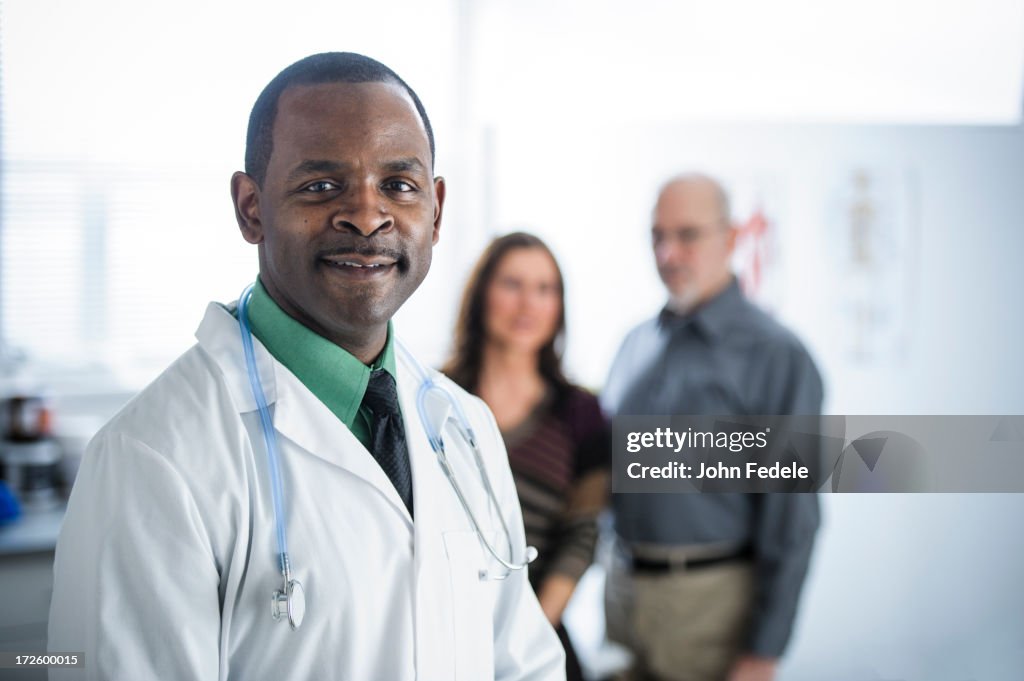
[672,272,735,314]
[260,278,387,366]
[331,329,388,366]
[479,342,543,389]
[701,272,735,306]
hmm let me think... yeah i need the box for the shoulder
[395,345,498,437]
[607,315,662,378]
[559,385,604,423]
[419,366,526,497]
[434,371,499,434]
[726,304,823,410]
[603,315,663,412]
[725,295,799,350]
[617,316,661,351]
[432,370,483,407]
[754,308,816,367]
[91,343,244,471]
[556,384,609,443]
[723,298,815,361]
[68,344,248,574]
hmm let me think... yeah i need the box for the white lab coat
[48,302,565,680]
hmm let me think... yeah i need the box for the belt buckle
[667,551,689,572]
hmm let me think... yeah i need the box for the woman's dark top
[499,385,610,591]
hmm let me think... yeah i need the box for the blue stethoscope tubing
[397,338,539,580]
[235,283,535,631]
[237,284,305,629]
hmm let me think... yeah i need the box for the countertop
[0,504,65,556]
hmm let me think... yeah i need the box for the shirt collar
[658,276,744,340]
[246,277,397,428]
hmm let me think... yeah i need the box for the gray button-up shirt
[602,278,823,657]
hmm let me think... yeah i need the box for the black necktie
[361,369,414,517]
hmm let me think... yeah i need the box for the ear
[431,176,446,245]
[725,224,739,255]
[231,171,264,244]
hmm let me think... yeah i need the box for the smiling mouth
[320,256,399,279]
[327,260,391,269]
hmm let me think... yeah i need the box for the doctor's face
[232,81,444,355]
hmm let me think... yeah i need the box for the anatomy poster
[729,173,787,312]
[827,167,919,364]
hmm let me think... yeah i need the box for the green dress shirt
[244,278,398,450]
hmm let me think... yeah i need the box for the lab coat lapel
[272,366,413,523]
[396,348,457,679]
[195,302,273,413]
[196,301,412,522]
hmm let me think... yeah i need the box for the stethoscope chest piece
[272,578,306,630]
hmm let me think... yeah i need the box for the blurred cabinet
[0,550,53,680]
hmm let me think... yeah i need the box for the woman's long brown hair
[442,232,571,399]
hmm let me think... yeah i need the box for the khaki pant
[606,553,755,681]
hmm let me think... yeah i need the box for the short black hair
[244,52,435,187]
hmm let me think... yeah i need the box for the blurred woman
[444,232,609,681]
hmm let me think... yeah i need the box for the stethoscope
[236,283,537,630]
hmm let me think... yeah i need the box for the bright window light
[472,0,1024,124]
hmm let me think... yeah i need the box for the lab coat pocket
[443,530,496,680]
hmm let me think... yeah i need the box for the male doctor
[49,52,565,680]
